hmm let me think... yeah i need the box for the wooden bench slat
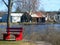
[7,28,23,29]
[6,31,22,32]
[6,27,23,32]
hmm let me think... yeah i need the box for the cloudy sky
[0,0,60,11]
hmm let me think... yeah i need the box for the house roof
[31,14,39,17]
[11,12,43,18]
[31,12,43,18]
[11,13,23,16]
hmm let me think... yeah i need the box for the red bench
[3,27,23,41]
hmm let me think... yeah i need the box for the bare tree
[15,0,40,12]
[2,0,12,31]
[2,0,40,12]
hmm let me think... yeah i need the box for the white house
[11,13,23,22]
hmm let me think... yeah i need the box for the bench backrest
[6,27,23,32]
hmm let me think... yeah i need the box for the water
[0,24,60,35]
[0,23,60,39]
[0,24,60,32]
[0,24,7,29]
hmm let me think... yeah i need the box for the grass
[0,41,35,45]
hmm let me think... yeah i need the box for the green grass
[0,41,35,45]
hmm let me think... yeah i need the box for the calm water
[0,24,60,33]
[0,23,60,39]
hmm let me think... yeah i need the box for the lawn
[0,41,35,45]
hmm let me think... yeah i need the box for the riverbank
[0,22,60,25]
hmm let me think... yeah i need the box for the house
[1,12,45,23]
[0,12,6,22]
[2,14,8,22]
[54,12,60,23]
[45,11,57,22]
[1,13,23,22]
[31,12,45,23]
[11,13,23,22]
[45,11,60,23]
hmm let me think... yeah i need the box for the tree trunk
[7,0,12,34]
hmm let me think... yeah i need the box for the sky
[0,0,8,11]
[0,0,60,11]
[40,0,60,11]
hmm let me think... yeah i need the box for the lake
[0,23,60,39]
[0,23,60,34]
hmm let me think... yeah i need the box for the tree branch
[2,0,8,7]
[11,2,13,8]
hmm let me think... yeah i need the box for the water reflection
[0,24,60,32]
